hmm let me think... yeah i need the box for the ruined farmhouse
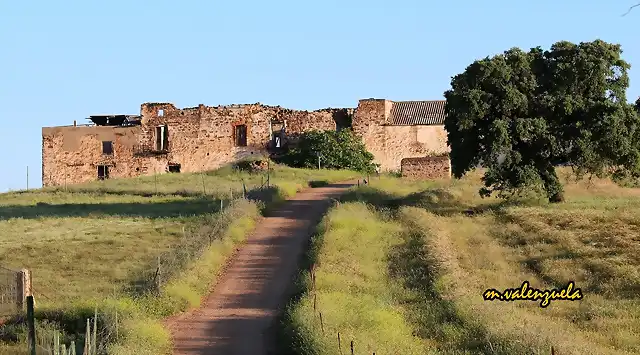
[41,98,451,186]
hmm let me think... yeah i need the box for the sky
[0,0,639,192]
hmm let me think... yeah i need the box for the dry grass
[285,168,640,355]
[0,162,361,354]
[284,203,436,355]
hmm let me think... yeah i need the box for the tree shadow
[0,184,290,221]
[387,230,524,355]
[339,185,522,218]
[0,198,224,220]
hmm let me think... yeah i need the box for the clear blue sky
[1,0,638,192]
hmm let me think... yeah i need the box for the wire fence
[304,261,562,355]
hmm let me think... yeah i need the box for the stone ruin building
[41,98,451,186]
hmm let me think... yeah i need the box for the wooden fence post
[338,332,342,354]
[92,308,98,355]
[319,312,324,333]
[155,256,162,292]
[27,296,35,355]
[551,346,556,355]
[350,340,354,355]
[84,319,90,354]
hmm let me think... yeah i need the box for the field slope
[0,162,361,354]
[283,170,640,355]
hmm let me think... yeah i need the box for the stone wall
[42,125,146,186]
[401,156,451,179]
[42,102,351,187]
[352,99,450,171]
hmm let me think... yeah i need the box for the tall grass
[282,168,640,355]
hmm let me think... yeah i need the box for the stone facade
[352,99,450,172]
[400,156,451,179]
[42,99,450,187]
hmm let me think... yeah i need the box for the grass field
[284,169,640,355]
[0,162,361,354]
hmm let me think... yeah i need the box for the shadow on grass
[0,185,289,221]
[387,230,522,355]
[0,197,224,220]
[339,185,522,217]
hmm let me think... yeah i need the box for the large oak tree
[444,40,640,202]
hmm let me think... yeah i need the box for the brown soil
[166,182,355,355]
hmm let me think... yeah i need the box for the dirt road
[168,182,354,355]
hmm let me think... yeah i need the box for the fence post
[220,199,223,211]
[92,308,98,355]
[155,256,162,292]
[16,269,31,311]
[27,296,35,355]
[319,312,324,333]
[267,160,271,187]
[242,181,246,199]
[54,331,60,355]
[26,166,29,191]
[350,340,354,355]
[338,332,342,354]
[84,319,90,354]
[201,173,207,195]
[115,310,119,339]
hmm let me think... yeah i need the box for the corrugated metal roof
[389,100,446,126]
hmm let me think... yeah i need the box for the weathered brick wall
[401,156,451,179]
[352,99,450,172]
[42,102,350,187]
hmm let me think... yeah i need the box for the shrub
[275,129,377,173]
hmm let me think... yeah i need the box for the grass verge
[280,168,640,355]
[279,200,436,355]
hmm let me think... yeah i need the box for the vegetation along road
[167,181,355,355]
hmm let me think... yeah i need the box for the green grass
[282,169,640,355]
[0,162,361,354]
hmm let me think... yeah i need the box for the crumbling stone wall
[42,125,145,186]
[352,99,449,171]
[401,156,451,179]
[42,102,350,187]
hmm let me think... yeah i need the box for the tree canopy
[275,129,377,173]
[444,40,640,202]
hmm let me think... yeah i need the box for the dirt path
[167,182,355,355]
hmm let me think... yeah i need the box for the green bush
[275,129,377,173]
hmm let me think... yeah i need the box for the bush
[275,129,377,173]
